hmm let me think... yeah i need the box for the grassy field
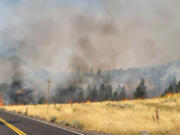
[1,94,180,135]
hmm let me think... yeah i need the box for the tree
[91,86,98,101]
[175,81,180,93]
[116,85,121,94]
[171,77,176,93]
[96,69,102,77]
[112,91,118,101]
[98,84,112,101]
[120,86,126,100]
[162,84,174,97]
[106,84,113,100]
[98,84,106,101]
[87,86,98,101]
[76,87,84,102]
[134,79,146,99]
[162,77,177,96]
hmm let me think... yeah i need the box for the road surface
[0,111,84,135]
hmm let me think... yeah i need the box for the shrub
[59,120,70,126]
[72,120,84,129]
[50,116,57,122]
[17,111,22,114]
[34,115,42,120]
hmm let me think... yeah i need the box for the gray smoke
[1,0,180,72]
[0,0,180,102]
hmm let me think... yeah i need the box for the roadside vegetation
[1,93,180,135]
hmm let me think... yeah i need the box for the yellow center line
[0,118,27,135]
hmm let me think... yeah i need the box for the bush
[72,120,84,129]
[50,116,57,122]
[33,115,41,119]
[17,111,22,114]
[59,120,70,126]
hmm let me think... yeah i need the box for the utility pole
[46,80,51,105]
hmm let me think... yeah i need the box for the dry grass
[1,94,180,135]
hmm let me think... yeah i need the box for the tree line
[161,77,180,96]
[7,76,180,104]
[52,78,147,103]
[53,77,180,104]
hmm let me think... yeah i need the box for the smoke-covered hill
[107,59,180,97]
[86,59,180,97]
[36,59,180,98]
[53,59,180,98]
[0,59,180,104]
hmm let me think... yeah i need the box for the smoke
[1,0,180,72]
[0,0,180,102]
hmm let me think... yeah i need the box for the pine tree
[134,79,146,99]
[98,84,112,101]
[98,84,105,101]
[112,91,118,101]
[175,81,180,93]
[171,77,176,93]
[120,86,126,100]
[162,77,177,96]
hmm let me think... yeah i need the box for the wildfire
[123,96,131,101]
[69,100,72,106]
[86,100,90,104]
[18,104,24,106]
[122,98,127,101]
[0,95,4,106]
[166,93,173,97]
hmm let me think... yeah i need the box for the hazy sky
[0,0,180,72]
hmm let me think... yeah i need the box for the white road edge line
[4,111,84,135]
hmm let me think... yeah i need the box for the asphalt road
[0,111,83,135]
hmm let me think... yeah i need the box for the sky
[0,0,180,74]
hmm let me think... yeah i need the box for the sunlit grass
[1,93,180,135]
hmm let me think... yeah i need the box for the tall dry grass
[1,94,180,135]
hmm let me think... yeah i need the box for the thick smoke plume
[0,0,180,103]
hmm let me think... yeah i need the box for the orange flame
[122,98,127,101]
[0,95,4,106]
[69,100,72,106]
[86,100,90,104]
[74,102,80,104]
[166,93,172,97]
